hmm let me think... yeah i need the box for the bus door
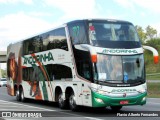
[80,62,92,106]
[81,82,92,106]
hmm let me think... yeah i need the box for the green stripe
[42,63,54,100]
[32,64,48,101]
[92,91,147,107]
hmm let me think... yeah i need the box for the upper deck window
[68,21,88,45]
[88,21,141,49]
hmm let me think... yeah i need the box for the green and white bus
[7,19,159,111]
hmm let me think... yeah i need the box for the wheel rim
[16,90,19,101]
[58,94,64,107]
[69,94,76,109]
[21,90,24,101]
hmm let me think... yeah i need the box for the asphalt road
[0,87,160,120]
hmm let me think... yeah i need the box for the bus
[7,19,159,111]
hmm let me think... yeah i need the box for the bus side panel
[7,42,22,96]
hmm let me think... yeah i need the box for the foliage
[1,69,7,78]
[135,25,159,74]
[135,25,146,44]
[144,38,160,74]
[145,25,157,39]
[135,25,158,43]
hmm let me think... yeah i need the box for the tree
[145,25,157,39]
[135,25,146,44]
[1,69,7,78]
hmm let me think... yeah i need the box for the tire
[16,89,20,101]
[110,106,122,111]
[58,93,66,109]
[69,93,78,111]
[20,88,26,102]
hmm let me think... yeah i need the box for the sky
[0,0,160,69]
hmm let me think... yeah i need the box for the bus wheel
[69,93,78,111]
[110,106,122,111]
[20,88,26,102]
[16,89,20,101]
[58,93,66,109]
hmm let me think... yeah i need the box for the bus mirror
[143,45,159,64]
[154,56,159,64]
[91,55,97,63]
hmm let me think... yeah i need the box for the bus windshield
[95,54,145,84]
[88,21,141,48]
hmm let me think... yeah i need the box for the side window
[68,22,87,45]
[43,28,68,51]
[23,36,43,55]
[77,60,92,80]
[46,64,72,80]
[23,39,34,55]
[22,67,34,81]
[23,64,72,81]
[33,36,43,53]
[73,49,93,82]
[23,27,68,55]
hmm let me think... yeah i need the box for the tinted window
[45,64,72,80]
[68,22,88,45]
[43,28,68,51]
[23,67,34,81]
[88,21,141,49]
[89,22,139,41]
[23,27,68,55]
[1,78,6,81]
[23,64,72,81]
[73,48,93,82]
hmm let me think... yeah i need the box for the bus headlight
[138,89,146,93]
[142,97,146,102]
[91,87,110,96]
[95,98,104,104]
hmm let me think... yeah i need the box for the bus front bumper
[92,91,147,107]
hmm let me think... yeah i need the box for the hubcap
[16,90,20,101]
[69,95,75,108]
[59,94,63,107]
[21,91,24,100]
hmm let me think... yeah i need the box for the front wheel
[69,93,78,111]
[110,106,122,111]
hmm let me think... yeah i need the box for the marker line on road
[0,100,104,119]
[85,117,104,120]
[147,102,160,105]
[0,100,54,111]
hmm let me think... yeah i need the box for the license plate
[120,100,129,105]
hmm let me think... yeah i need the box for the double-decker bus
[7,19,159,111]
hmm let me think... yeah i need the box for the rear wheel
[20,88,26,102]
[16,89,20,101]
[69,93,78,111]
[110,106,122,111]
[58,93,66,109]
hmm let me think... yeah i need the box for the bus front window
[95,54,145,85]
[88,21,141,49]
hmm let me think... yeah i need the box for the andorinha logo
[111,89,137,93]
[23,52,54,65]
[102,49,138,54]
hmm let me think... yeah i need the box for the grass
[146,75,160,80]
[147,83,160,98]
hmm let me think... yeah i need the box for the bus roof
[8,19,133,46]
[67,19,132,25]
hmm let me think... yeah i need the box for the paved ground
[0,87,160,120]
